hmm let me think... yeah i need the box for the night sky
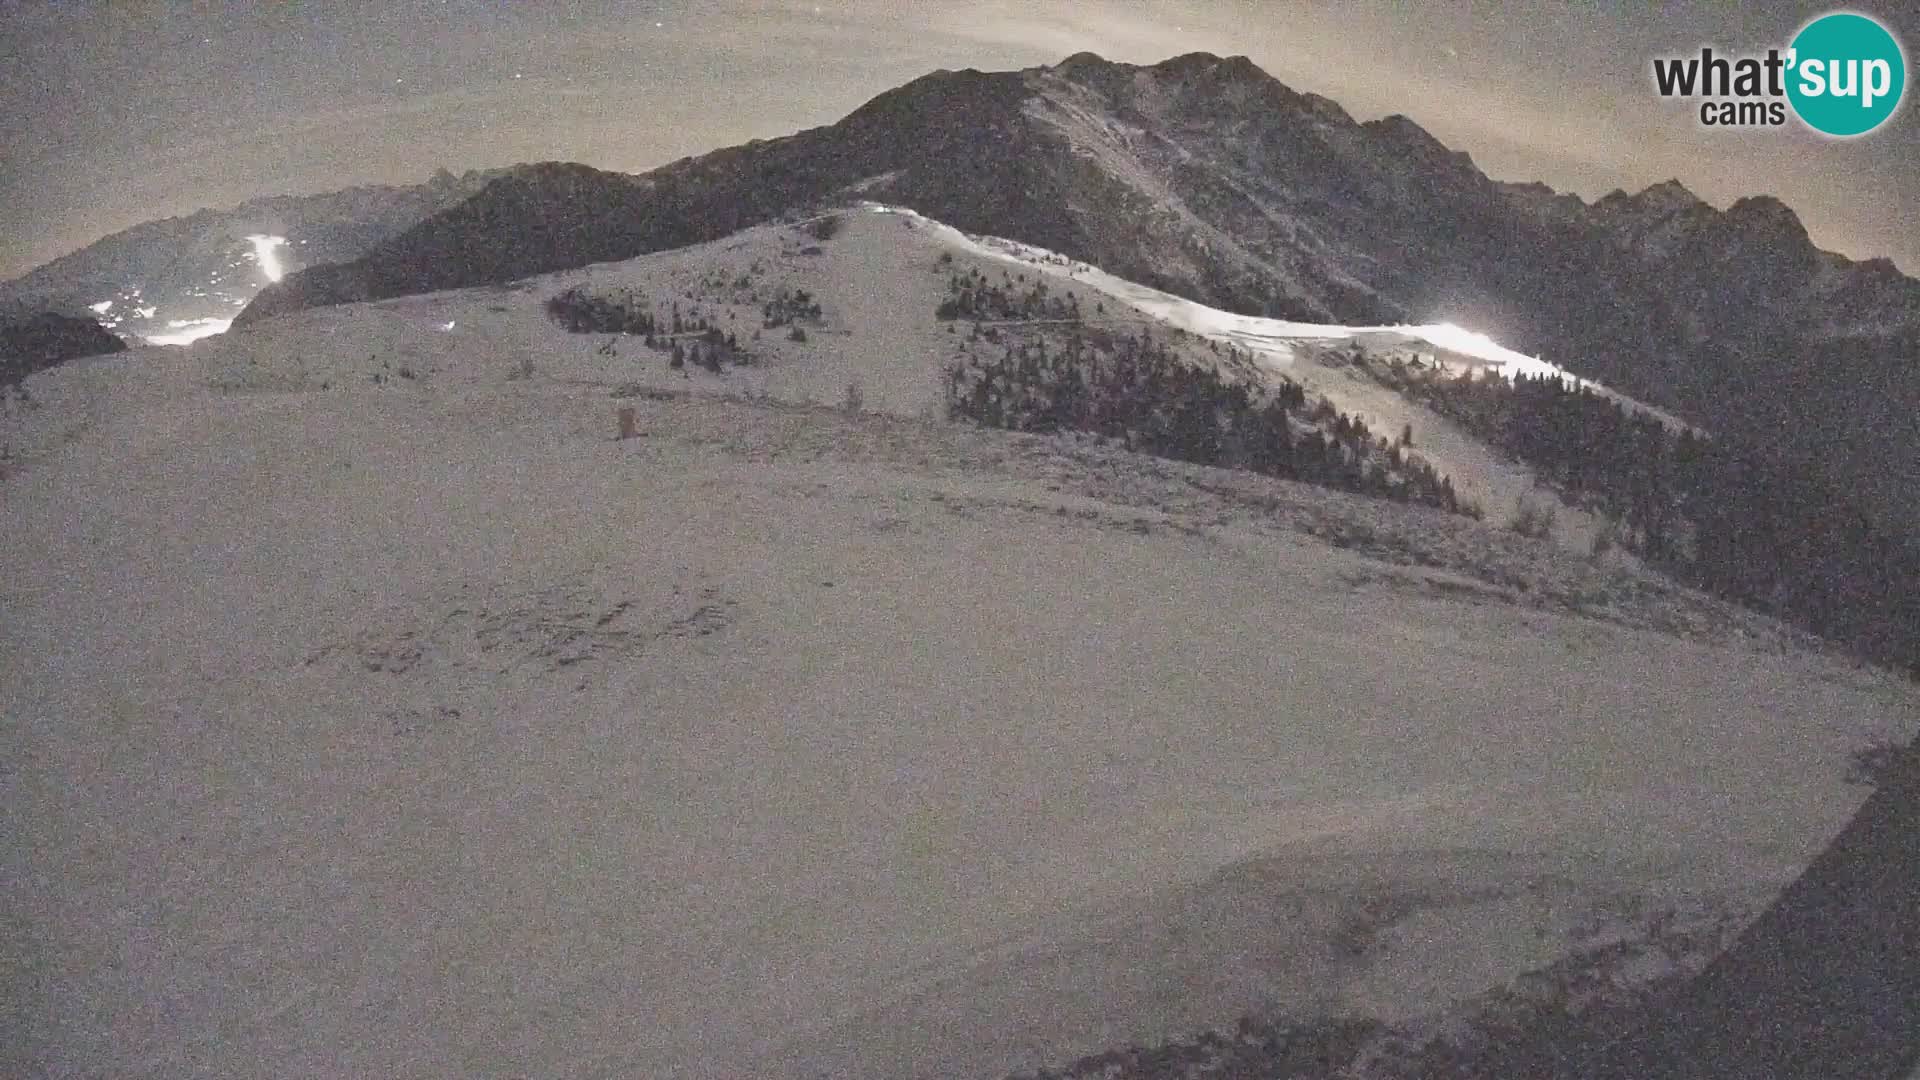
[4,0,1918,280]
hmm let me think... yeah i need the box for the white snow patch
[144,317,232,346]
[247,234,289,283]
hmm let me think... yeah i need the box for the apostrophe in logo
[1786,12,1906,136]
[1651,10,1907,136]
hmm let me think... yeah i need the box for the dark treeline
[1385,359,1920,671]
[545,286,745,373]
[936,266,1083,322]
[546,286,657,336]
[943,321,1469,516]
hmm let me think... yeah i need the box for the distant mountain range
[15,51,1920,527]
[0,167,506,343]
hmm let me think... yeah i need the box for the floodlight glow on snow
[1403,321,1567,381]
[247,234,289,282]
[1423,322,1500,357]
[145,317,233,346]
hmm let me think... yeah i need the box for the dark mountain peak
[1152,50,1234,74]
[1362,114,1479,176]
[1365,113,1444,151]
[1593,179,1707,218]
[1725,193,1806,235]
[1500,180,1592,223]
[1052,49,1270,86]
[838,62,1026,137]
[240,161,654,324]
[1639,178,1705,209]
[1054,50,1111,73]
[1108,51,1354,126]
[1709,195,1818,271]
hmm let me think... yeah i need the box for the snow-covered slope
[878,201,1689,420]
[864,203,1695,550]
[206,203,1663,552]
[4,207,1915,1080]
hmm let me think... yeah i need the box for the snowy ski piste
[859,202,1680,425]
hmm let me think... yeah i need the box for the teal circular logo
[1787,12,1906,136]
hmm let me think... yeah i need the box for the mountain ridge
[0,168,509,341]
[238,52,1920,349]
[41,50,1920,527]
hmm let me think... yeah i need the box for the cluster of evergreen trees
[1382,360,1920,671]
[942,325,1467,515]
[545,286,655,336]
[761,287,821,328]
[545,287,746,373]
[935,267,1083,323]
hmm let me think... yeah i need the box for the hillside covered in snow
[5,205,1916,1079]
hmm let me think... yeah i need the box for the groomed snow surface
[4,207,1915,1079]
[863,203,1648,393]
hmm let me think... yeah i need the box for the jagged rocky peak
[1049,49,1353,127]
[1594,178,1708,218]
[1500,180,1591,221]
[1161,51,1268,79]
[1049,49,1270,87]
[1148,51,1293,98]
[1638,178,1708,212]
